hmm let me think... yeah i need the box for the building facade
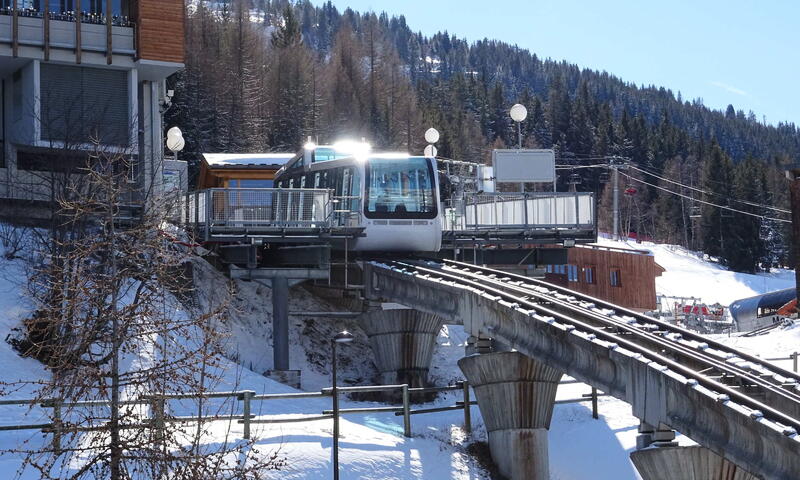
[0,0,184,209]
[544,244,664,312]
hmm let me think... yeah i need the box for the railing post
[402,384,411,438]
[591,387,599,419]
[462,381,471,434]
[793,352,798,373]
[523,192,529,229]
[204,190,210,242]
[239,390,255,440]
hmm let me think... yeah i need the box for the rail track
[377,258,800,434]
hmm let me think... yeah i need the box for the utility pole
[610,156,628,241]
[787,166,800,312]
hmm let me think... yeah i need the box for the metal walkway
[364,259,800,480]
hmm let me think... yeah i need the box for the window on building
[584,266,595,284]
[40,64,129,146]
[546,265,553,273]
[567,264,579,282]
[610,269,622,287]
[230,179,273,188]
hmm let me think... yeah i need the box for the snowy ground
[0,232,797,479]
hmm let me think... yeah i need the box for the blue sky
[328,0,799,126]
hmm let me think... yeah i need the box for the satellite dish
[166,135,185,153]
[424,145,438,157]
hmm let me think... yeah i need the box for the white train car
[274,142,442,252]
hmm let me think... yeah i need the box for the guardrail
[443,191,595,231]
[0,378,602,451]
[183,188,363,239]
[764,352,799,372]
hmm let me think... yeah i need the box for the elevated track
[364,259,800,479]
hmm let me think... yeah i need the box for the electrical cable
[617,171,792,224]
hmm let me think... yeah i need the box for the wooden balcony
[0,0,184,66]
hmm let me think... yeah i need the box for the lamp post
[331,330,354,480]
[166,126,185,161]
[424,127,439,158]
[509,104,528,192]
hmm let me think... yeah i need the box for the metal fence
[0,379,602,451]
[443,192,595,231]
[183,188,363,236]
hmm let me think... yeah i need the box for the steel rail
[429,262,800,410]
[377,260,800,432]
[442,258,800,384]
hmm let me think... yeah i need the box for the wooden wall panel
[545,245,659,312]
[137,0,185,63]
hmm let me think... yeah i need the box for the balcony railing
[0,7,133,27]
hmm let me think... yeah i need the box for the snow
[203,153,294,167]
[595,235,795,306]
[0,229,797,479]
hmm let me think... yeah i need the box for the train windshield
[365,156,437,219]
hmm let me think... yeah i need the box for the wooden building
[544,244,664,312]
[198,153,295,190]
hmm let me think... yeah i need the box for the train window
[314,173,321,188]
[365,156,437,219]
[546,265,553,273]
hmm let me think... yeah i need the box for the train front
[355,154,442,252]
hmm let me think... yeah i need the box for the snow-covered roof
[202,153,295,168]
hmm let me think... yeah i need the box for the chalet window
[610,269,622,287]
[567,264,579,282]
[584,266,595,284]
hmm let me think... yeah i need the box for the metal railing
[183,188,363,237]
[443,191,595,231]
[0,378,602,450]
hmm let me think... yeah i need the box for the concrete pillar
[359,309,442,387]
[458,351,562,480]
[272,276,289,371]
[631,446,759,480]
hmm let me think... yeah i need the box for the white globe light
[166,135,185,153]
[167,126,183,140]
[424,127,440,144]
[510,103,528,122]
[424,145,438,157]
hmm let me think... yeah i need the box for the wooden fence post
[51,399,62,454]
[462,381,472,434]
[239,390,255,440]
[591,387,599,419]
[151,396,165,444]
[402,384,411,438]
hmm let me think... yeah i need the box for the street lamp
[166,126,185,160]
[331,330,354,480]
[509,104,528,192]
[424,127,439,157]
[509,103,527,149]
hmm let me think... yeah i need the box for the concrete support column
[631,446,759,480]
[359,309,442,387]
[458,351,562,480]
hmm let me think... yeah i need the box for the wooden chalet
[198,153,295,190]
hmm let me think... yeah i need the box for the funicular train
[274,142,442,252]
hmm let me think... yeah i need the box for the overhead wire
[616,171,791,224]
[627,164,791,214]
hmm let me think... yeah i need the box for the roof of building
[729,288,796,323]
[202,153,295,168]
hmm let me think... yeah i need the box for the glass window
[567,264,579,282]
[610,269,622,287]
[546,265,553,273]
[584,266,595,284]
[231,179,273,188]
[365,156,436,219]
[312,147,352,163]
